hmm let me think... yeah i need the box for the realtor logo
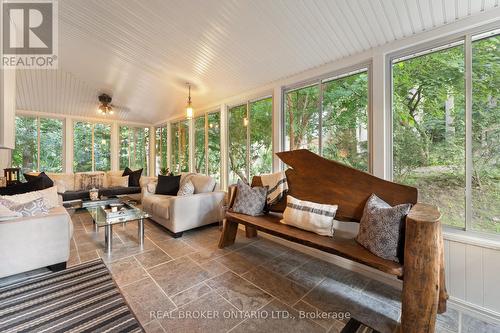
[1,0,58,68]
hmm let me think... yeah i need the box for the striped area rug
[0,259,143,333]
[341,318,380,333]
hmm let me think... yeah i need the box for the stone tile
[134,247,173,269]
[121,277,176,324]
[242,266,309,306]
[198,259,229,278]
[170,282,213,307]
[286,265,325,290]
[154,239,197,259]
[361,279,402,309]
[436,307,459,332]
[67,250,80,267]
[143,320,165,333]
[106,257,147,286]
[462,313,500,333]
[231,298,324,333]
[206,271,273,311]
[79,249,100,263]
[97,239,156,263]
[188,244,232,265]
[264,249,312,275]
[304,277,399,333]
[251,238,291,257]
[148,257,211,296]
[160,291,243,333]
[216,245,275,275]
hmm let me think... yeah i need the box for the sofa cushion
[61,190,90,202]
[180,173,216,194]
[108,175,129,187]
[123,167,142,187]
[0,177,45,196]
[99,186,140,197]
[24,172,54,189]
[45,173,75,192]
[156,175,180,195]
[11,197,49,217]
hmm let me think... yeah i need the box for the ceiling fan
[97,93,114,115]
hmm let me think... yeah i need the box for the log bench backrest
[252,149,418,222]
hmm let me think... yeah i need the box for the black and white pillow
[355,194,412,262]
[281,195,338,236]
[10,197,50,217]
[231,180,267,216]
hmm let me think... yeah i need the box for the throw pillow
[0,203,22,221]
[76,173,104,191]
[177,180,195,196]
[191,174,216,194]
[123,167,142,187]
[24,172,54,189]
[10,197,49,217]
[355,194,412,263]
[0,177,45,196]
[109,175,129,187]
[54,179,67,193]
[280,195,338,236]
[155,175,181,195]
[0,186,60,209]
[231,180,267,216]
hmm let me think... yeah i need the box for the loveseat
[0,205,73,278]
[142,173,225,237]
[30,171,156,202]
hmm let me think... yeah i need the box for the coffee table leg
[105,224,113,254]
[138,218,144,249]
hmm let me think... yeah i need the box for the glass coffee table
[86,203,149,254]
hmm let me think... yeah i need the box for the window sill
[443,226,500,250]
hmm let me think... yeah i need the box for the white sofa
[0,206,73,278]
[142,173,225,236]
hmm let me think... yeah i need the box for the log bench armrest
[402,203,448,332]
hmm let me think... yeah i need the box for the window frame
[119,125,151,175]
[13,114,66,173]
[387,25,500,238]
[281,62,373,173]
[74,120,112,172]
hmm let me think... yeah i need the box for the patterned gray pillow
[355,194,412,262]
[231,180,267,216]
[10,197,50,217]
[177,180,195,196]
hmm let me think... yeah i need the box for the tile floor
[62,209,500,333]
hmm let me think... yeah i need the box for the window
[74,121,111,172]
[170,120,189,174]
[228,97,273,184]
[155,126,168,175]
[391,38,500,233]
[119,126,150,175]
[471,32,500,233]
[284,68,369,171]
[194,116,206,174]
[207,112,221,184]
[12,116,64,177]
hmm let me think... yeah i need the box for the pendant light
[186,83,193,119]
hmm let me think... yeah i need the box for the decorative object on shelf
[89,188,99,201]
[4,168,20,186]
[0,177,6,188]
[185,83,193,119]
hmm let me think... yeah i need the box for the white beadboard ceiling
[16,0,500,124]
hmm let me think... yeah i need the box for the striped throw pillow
[280,195,338,236]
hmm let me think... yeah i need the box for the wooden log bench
[218,149,448,333]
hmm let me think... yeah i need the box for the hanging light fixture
[186,83,193,119]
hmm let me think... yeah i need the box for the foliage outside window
[170,120,189,174]
[119,126,150,175]
[13,116,63,177]
[392,32,500,234]
[284,70,369,171]
[194,116,206,174]
[155,126,168,175]
[74,121,111,172]
[228,97,273,184]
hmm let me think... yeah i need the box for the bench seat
[225,211,403,276]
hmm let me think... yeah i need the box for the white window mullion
[36,117,41,171]
[465,34,473,232]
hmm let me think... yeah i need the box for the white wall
[186,9,500,321]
